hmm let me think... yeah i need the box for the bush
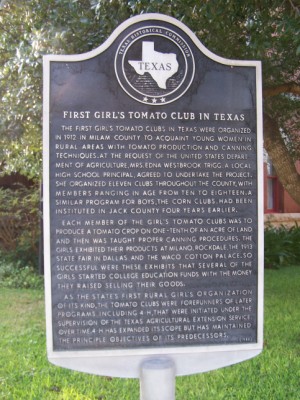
[264,224,300,268]
[0,185,40,269]
[0,258,44,289]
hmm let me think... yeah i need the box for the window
[266,157,279,212]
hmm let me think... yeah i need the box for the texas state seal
[115,25,195,105]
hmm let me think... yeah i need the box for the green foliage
[0,185,40,268]
[0,188,42,286]
[0,261,44,289]
[0,0,102,181]
[264,224,300,268]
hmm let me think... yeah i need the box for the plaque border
[43,13,264,377]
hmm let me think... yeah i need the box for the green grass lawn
[1,267,300,399]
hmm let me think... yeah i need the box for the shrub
[0,185,40,269]
[0,258,44,289]
[264,224,300,268]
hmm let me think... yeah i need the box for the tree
[0,0,105,265]
[0,0,299,201]
[0,0,101,180]
[125,0,300,204]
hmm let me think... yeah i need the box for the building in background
[264,152,300,214]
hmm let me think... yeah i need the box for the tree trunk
[263,113,300,205]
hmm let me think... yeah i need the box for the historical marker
[43,14,263,378]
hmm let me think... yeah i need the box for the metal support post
[140,358,175,400]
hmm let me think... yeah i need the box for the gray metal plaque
[43,14,263,377]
